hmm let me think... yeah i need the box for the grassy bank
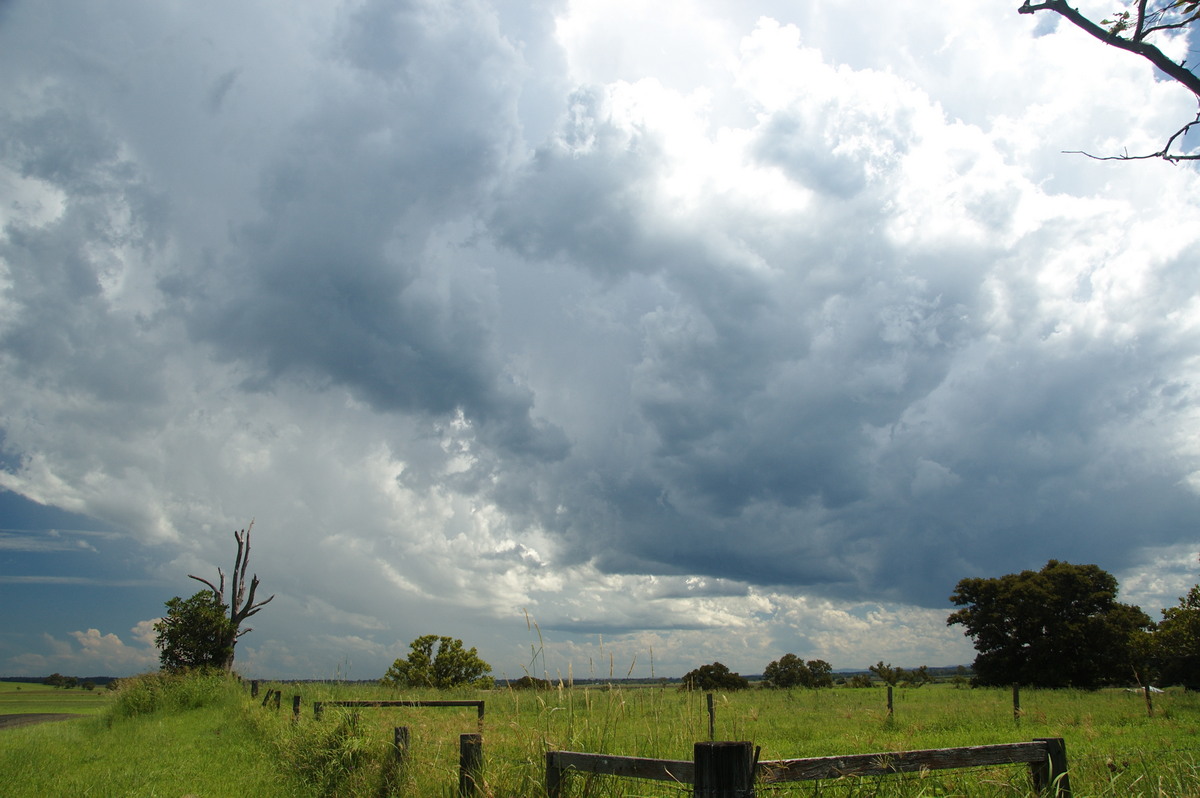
[2,673,1198,796]
[0,672,308,798]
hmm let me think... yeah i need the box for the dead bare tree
[1018,0,1200,161]
[188,520,275,671]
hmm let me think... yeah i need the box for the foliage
[948,560,1152,688]
[870,661,903,686]
[1150,582,1200,689]
[382,634,493,689]
[763,654,834,688]
[680,661,749,691]
[845,673,874,688]
[900,665,935,688]
[43,673,77,689]
[154,589,238,672]
[507,674,552,690]
[1018,0,1200,161]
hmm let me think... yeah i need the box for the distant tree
[948,560,1152,688]
[900,665,934,688]
[105,678,121,692]
[680,662,749,691]
[1017,0,1200,161]
[383,635,493,689]
[762,654,834,688]
[846,674,874,688]
[44,673,66,688]
[807,658,834,688]
[763,654,809,688]
[81,680,96,691]
[182,522,274,671]
[155,590,237,671]
[1149,577,1200,689]
[507,675,552,690]
[951,665,972,689]
[869,661,903,686]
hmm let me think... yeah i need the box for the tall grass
[3,673,1198,796]
[244,681,1200,797]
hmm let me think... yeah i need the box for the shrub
[105,669,237,720]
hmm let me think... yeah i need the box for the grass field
[0,680,112,716]
[2,673,1198,796]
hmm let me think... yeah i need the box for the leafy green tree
[1151,582,1200,689]
[900,665,934,688]
[948,560,1152,688]
[154,590,238,671]
[44,673,66,688]
[679,661,749,691]
[763,654,834,688]
[383,635,493,689]
[846,673,874,688]
[869,661,902,686]
[1018,0,1200,161]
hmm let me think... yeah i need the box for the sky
[1,0,1199,682]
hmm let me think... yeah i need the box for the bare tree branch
[1018,0,1200,161]
[185,520,274,670]
[1019,0,1200,97]
[1064,110,1200,161]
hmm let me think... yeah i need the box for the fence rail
[546,738,1071,797]
[312,699,485,729]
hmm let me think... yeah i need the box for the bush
[680,662,749,691]
[105,669,237,720]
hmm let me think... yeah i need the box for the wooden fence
[546,738,1071,797]
[311,699,485,730]
[310,699,487,796]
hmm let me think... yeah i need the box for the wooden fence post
[459,732,482,797]
[394,726,410,766]
[887,685,894,716]
[1030,737,1071,797]
[273,690,281,711]
[694,741,755,798]
[545,752,563,798]
[292,694,301,721]
[1144,685,1154,718]
[250,680,259,698]
[707,693,715,741]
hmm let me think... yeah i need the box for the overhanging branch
[1019,0,1200,97]
[1019,0,1200,160]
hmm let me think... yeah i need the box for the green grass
[2,675,1198,797]
[0,680,113,716]
[0,673,309,798]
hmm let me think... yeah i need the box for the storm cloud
[1,0,1198,678]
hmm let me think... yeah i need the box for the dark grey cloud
[171,0,569,460]
[486,62,1200,610]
